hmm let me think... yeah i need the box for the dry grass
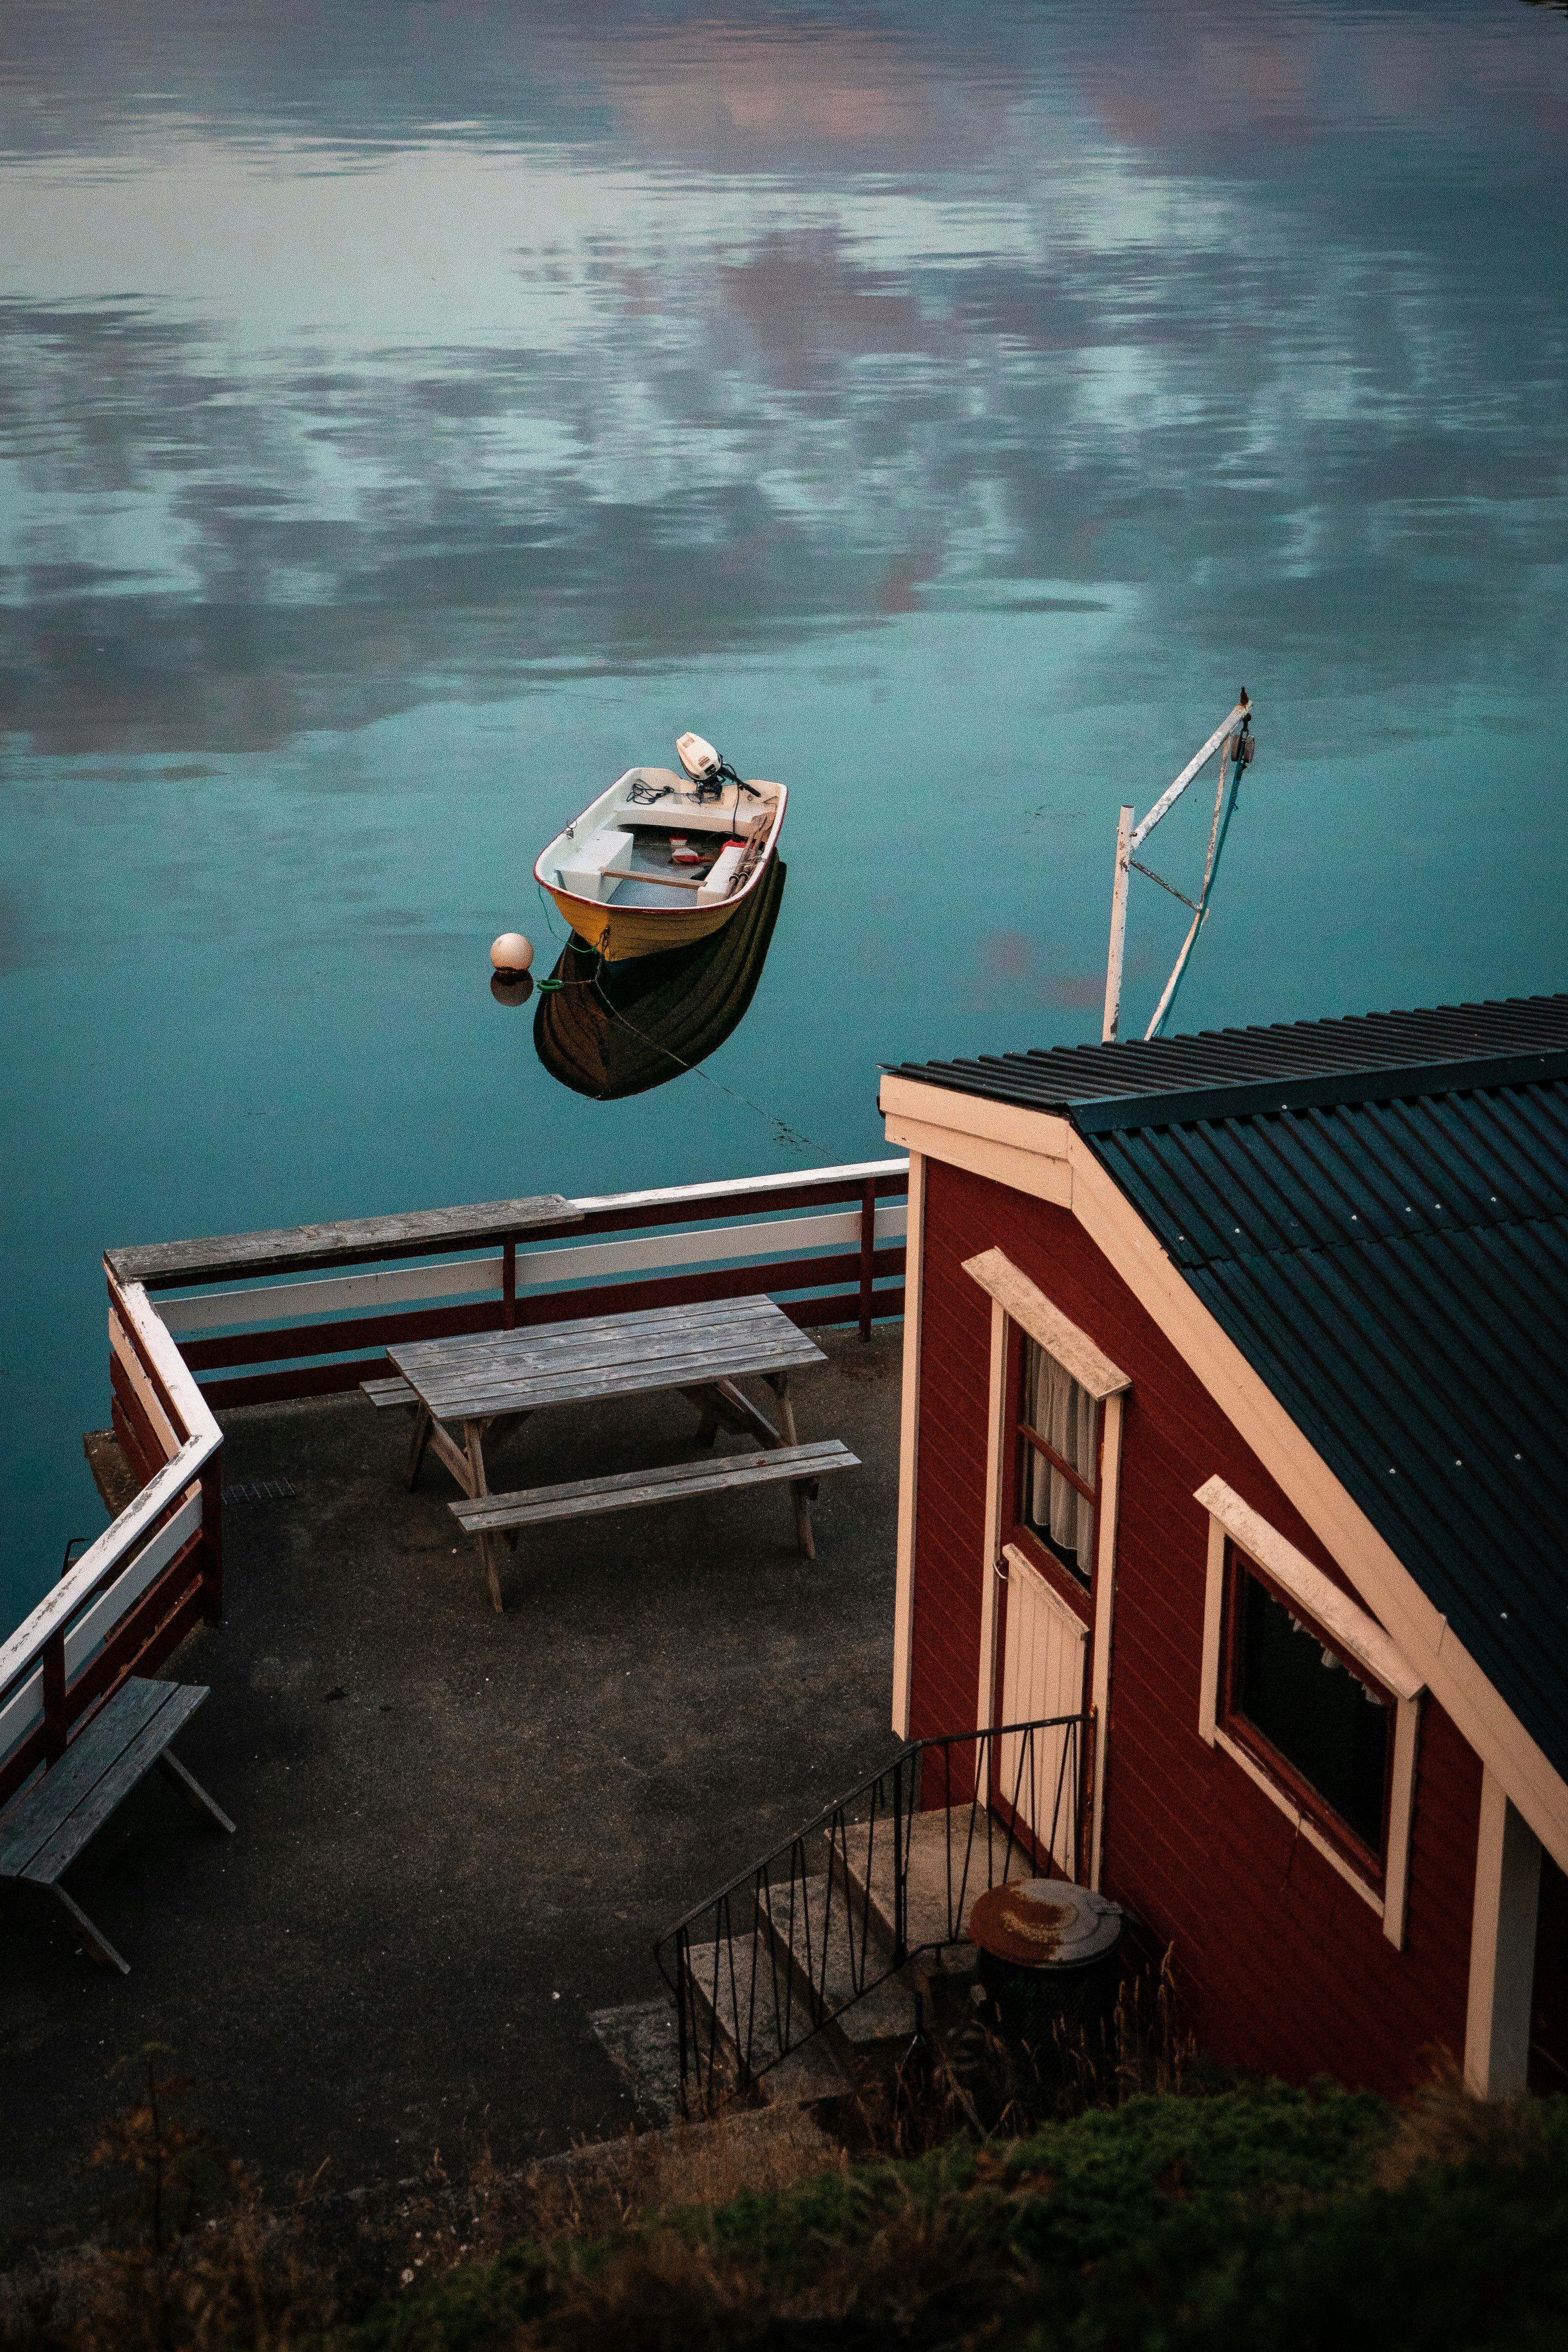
[0,2050,333,2352]
[514,2177,990,2352]
[1375,2050,1541,2188]
[867,1942,1198,2155]
[519,2104,844,2243]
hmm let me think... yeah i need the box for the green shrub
[326,2082,1568,2352]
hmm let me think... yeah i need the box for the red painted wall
[910,1156,1482,2097]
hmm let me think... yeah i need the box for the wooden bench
[449,1440,859,1568]
[0,1677,234,1974]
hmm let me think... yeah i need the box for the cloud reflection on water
[0,0,1565,766]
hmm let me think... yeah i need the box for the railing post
[857,1179,876,1341]
[43,1628,67,1766]
[199,1453,224,1626]
[503,1237,517,1330]
[675,1928,691,2120]
[892,1757,907,1966]
[1080,1707,1095,1883]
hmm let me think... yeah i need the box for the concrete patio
[0,1321,902,2260]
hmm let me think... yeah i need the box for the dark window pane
[1234,1566,1389,1856]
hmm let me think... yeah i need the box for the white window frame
[963,1249,1130,1891]
[1196,1475,1424,1948]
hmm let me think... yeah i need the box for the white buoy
[490,931,534,976]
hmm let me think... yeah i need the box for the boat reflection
[533,856,786,1100]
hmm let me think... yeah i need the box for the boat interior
[538,767,783,910]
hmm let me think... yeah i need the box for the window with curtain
[1016,1335,1099,1586]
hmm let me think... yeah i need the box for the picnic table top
[386,1295,826,1423]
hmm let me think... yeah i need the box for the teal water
[4,0,1567,1629]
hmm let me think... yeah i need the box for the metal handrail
[654,1712,1089,2116]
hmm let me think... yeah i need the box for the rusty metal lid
[968,1878,1124,1969]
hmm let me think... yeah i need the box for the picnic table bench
[0,1677,234,1973]
[363,1297,858,1609]
[450,1438,859,1541]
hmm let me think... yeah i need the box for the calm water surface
[3,0,1567,1623]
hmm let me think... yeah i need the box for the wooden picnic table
[374,1298,835,1609]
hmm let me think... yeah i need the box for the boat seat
[697,840,749,905]
[557,826,633,903]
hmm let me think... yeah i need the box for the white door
[998,1548,1088,1873]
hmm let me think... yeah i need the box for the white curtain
[1026,1343,1098,1575]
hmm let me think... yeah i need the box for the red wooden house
[879,993,1568,2098]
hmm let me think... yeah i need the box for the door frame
[971,1283,1128,1891]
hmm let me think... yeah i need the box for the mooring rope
[528,882,819,1153]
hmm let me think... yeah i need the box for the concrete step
[756,1882,919,2076]
[682,1939,853,2108]
[835,1803,1034,1959]
[590,1997,685,2127]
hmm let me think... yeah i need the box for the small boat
[534,854,787,1100]
[533,741,786,963]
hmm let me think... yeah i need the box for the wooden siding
[910,1157,1481,2096]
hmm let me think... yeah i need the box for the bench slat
[450,1440,858,1534]
[0,1679,175,1875]
[0,1682,207,1883]
[361,1376,416,1408]
[21,1688,212,1886]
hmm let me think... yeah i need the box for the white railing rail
[0,1281,222,1799]
[155,1196,909,1335]
[147,1158,911,1406]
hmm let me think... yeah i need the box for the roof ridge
[886,993,1568,1125]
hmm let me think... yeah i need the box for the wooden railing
[1,1159,907,1810]
[0,1279,221,1809]
[110,1160,910,1411]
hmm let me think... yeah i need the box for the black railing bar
[1003,1727,1035,1867]
[675,1928,691,2115]
[825,1795,867,2001]
[943,1740,956,1928]
[721,1892,748,2080]
[653,1715,1088,1985]
[892,1754,906,1964]
[751,1868,776,2067]
[853,1779,884,1980]
[782,1856,808,2047]
[951,1740,992,1935]
[818,1825,842,2013]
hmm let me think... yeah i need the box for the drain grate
[224,1477,298,1504]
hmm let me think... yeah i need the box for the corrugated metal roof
[888,992,1568,1125]
[896,995,1568,1786]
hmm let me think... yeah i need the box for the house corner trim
[1465,1769,1543,2098]
[891,1152,927,1740]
